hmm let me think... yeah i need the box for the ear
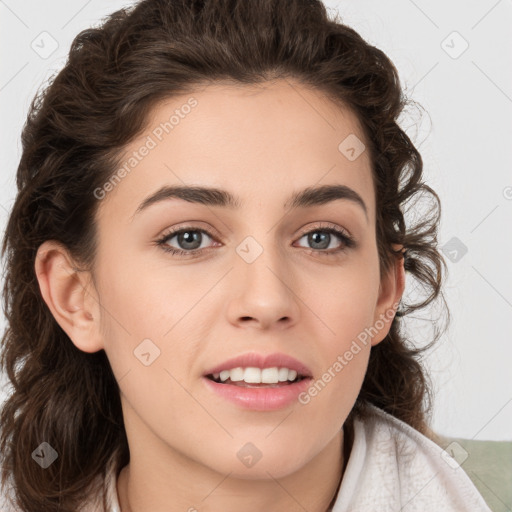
[370,244,406,347]
[34,240,104,353]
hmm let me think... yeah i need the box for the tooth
[214,367,301,384]
[230,367,244,382]
[244,367,261,383]
[287,369,298,381]
[261,367,279,384]
[219,370,230,382]
[278,368,289,382]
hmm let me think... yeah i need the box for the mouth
[202,354,313,411]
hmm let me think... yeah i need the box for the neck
[117,427,349,512]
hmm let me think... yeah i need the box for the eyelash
[155,223,356,258]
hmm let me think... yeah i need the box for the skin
[35,79,405,512]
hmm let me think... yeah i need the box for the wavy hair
[0,0,449,510]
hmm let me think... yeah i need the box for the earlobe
[370,245,406,347]
[34,241,104,353]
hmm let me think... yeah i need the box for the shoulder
[332,403,492,512]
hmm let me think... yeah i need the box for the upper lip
[203,352,313,378]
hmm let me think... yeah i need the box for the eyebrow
[132,183,368,221]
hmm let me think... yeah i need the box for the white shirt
[331,403,491,511]
[3,404,491,511]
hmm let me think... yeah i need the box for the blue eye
[295,227,355,253]
[156,225,355,257]
[156,228,217,256]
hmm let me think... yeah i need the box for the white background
[0,0,511,441]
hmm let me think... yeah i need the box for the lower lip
[202,377,312,411]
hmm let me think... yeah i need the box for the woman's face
[41,79,403,481]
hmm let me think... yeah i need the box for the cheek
[307,262,380,338]
[95,253,217,398]
[299,336,370,438]
[301,259,379,407]
[96,250,211,339]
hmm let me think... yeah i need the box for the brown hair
[0,0,449,510]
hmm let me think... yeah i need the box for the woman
[0,0,491,511]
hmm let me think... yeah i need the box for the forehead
[97,79,375,223]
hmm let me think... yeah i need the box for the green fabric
[436,436,512,512]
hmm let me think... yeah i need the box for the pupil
[309,232,329,249]
[179,231,201,250]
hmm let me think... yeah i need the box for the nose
[225,242,301,330]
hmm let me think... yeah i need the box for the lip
[203,375,312,411]
[202,352,313,411]
[203,352,313,378]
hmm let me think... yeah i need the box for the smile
[202,352,313,411]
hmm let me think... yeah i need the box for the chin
[209,444,312,480]
[223,460,304,480]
